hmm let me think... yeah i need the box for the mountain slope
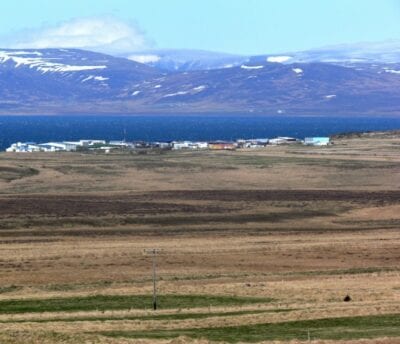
[1,48,400,115]
[126,41,400,71]
[124,61,400,115]
[125,49,247,71]
[0,49,162,109]
[252,40,400,66]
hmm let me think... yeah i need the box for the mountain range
[1,41,400,115]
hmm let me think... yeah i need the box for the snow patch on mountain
[40,64,105,73]
[241,65,264,70]
[128,54,161,64]
[292,68,303,74]
[82,76,94,82]
[93,76,109,81]
[384,69,400,74]
[3,51,43,56]
[267,56,292,63]
[0,50,107,73]
[123,49,247,71]
[40,65,106,73]
[81,75,109,84]
[163,91,189,98]
[193,85,206,91]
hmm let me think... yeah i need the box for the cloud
[0,16,151,54]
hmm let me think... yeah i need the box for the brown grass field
[0,131,398,343]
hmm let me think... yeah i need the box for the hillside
[1,48,400,115]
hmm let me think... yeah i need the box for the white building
[6,142,29,152]
[269,137,300,145]
[39,142,77,151]
[109,140,129,147]
[195,142,208,149]
[6,141,78,152]
[304,137,330,146]
[172,141,208,150]
[238,138,269,148]
[152,142,171,149]
[77,140,106,147]
[6,142,41,152]
[172,141,192,150]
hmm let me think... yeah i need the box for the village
[5,136,331,153]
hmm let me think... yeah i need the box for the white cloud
[0,16,150,54]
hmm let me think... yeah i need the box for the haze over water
[0,115,399,150]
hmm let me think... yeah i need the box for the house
[237,138,269,148]
[78,140,106,147]
[152,142,171,149]
[6,142,44,152]
[195,142,208,149]
[269,137,300,145]
[6,142,31,152]
[304,137,330,146]
[61,142,79,151]
[40,142,77,151]
[38,144,62,152]
[100,146,118,153]
[6,140,97,152]
[253,138,269,145]
[109,140,129,147]
[208,141,237,150]
[172,141,192,150]
[132,141,150,148]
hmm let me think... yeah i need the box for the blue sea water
[0,115,399,151]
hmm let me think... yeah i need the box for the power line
[143,248,163,310]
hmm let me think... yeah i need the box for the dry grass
[0,132,398,343]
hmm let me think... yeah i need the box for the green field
[0,294,272,314]
[100,313,400,342]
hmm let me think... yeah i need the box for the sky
[0,0,399,55]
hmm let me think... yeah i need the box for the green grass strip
[99,313,400,342]
[0,294,272,314]
[0,309,292,324]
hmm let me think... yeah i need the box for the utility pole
[143,248,162,310]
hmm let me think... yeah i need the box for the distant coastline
[0,113,399,119]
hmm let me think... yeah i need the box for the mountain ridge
[122,40,400,71]
[1,46,400,116]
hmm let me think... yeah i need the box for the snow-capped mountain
[251,40,400,66]
[1,48,400,115]
[126,60,400,115]
[120,40,400,72]
[0,48,158,76]
[125,49,248,71]
[0,48,161,109]
[0,48,159,90]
